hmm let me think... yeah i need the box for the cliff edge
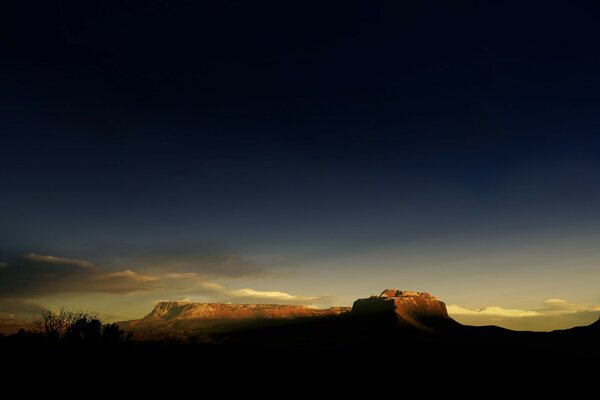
[122,302,350,332]
[143,301,349,321]
[351,289,456,331]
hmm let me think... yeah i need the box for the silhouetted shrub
[34,309,130,345]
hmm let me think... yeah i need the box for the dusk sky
[2,1,600,330]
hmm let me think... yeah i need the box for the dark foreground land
[2,312,599,391]
[1,292,597,393]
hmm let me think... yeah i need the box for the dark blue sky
[2,1,600,327]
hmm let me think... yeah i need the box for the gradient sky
[2,1,600,330]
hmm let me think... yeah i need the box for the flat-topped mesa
[142,301,349,323]
[351,289,455,332]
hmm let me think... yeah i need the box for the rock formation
[351,289,456,331]
[122,302,350,333]
[144,301,348,321]
[120,289,457,334]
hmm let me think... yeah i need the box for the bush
[35,308,131,344]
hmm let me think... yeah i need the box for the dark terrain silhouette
[1,289,598,389]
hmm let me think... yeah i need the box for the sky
[1,1,600,330]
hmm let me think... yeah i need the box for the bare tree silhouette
[35,309,130,344]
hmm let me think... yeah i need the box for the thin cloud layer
[448,299,600,331]
[0,299,47,320]
[22,253,94,269]
[447,305,541,317]
[211,286,322,304]
[0,253,158,297]
[448,299,600,318]
[107,247,271,278]
[152,275,326,304]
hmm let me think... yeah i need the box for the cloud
[160,277,326,305]
[0,253,160,297]
[0,299,47,320]
[447,305,540,317]
[448,299,600,318]
[540,298,600,314]
[0,252,326,307]
[22,253,94,269]
[106,247,270,278]
[224,287,321,304]
[448,299,600,331]
[230,288,314,301]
